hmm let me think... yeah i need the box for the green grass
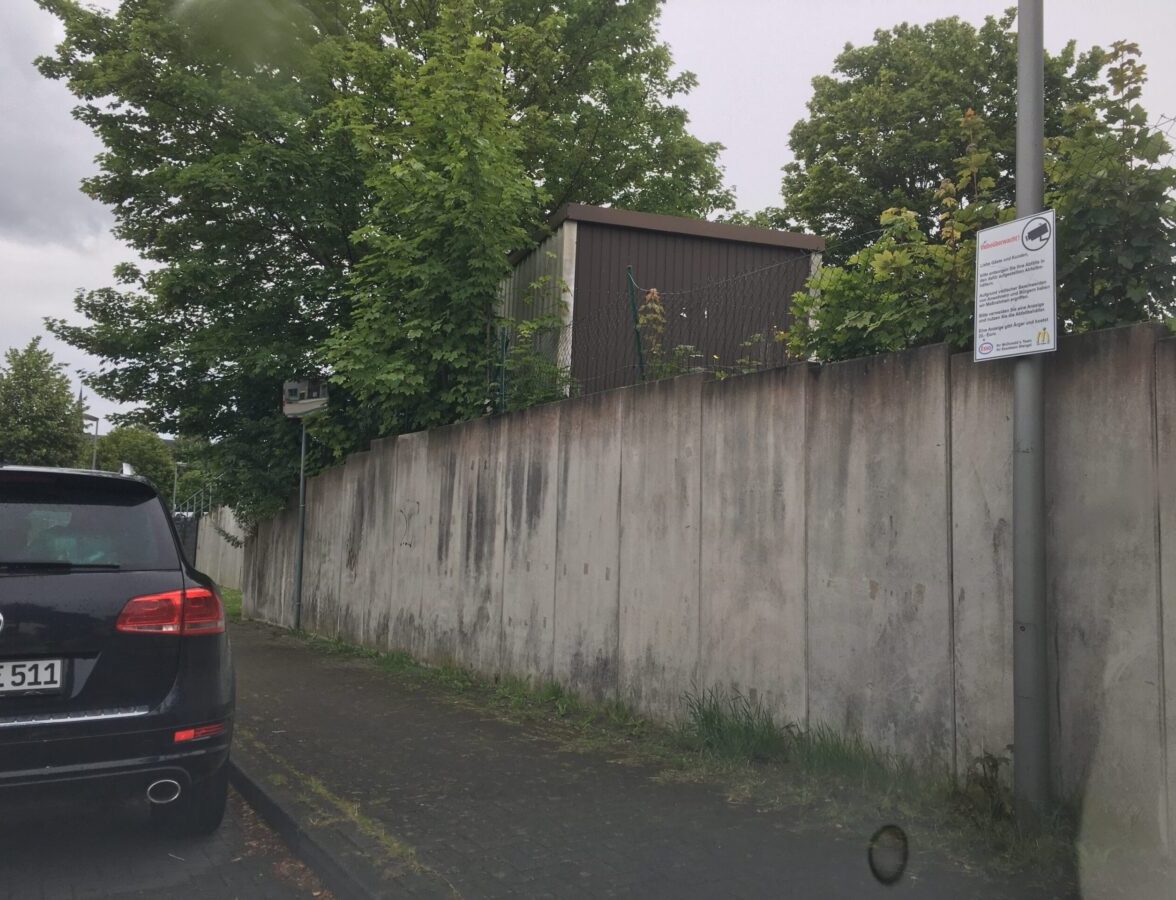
[220,588,243,622]
[679,686,789,762]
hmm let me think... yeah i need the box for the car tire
[150,762,229,836]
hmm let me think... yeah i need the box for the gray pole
[90,420,99,470]
[1013,0,1050,824]
[292,418,308,631]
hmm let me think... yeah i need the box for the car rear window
[0,473,180,571]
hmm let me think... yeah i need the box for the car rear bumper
[0,720,231,791]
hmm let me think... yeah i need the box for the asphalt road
[0,786,329,900]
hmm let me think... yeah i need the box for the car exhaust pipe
[146,779,182,805]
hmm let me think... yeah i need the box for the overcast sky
[1,0,1173,430]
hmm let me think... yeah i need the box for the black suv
[0,466,234,835]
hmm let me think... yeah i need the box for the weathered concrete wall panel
[805,345,954,765]
[422,417,507,673]
[300,464,347,636]
[501,403,561,681]
[356,438,398,648]
[618,376,703,718]
[699,366,808,724]
[553,391,623,700]
[335,451,374,645]
[1047,325,1166,838]
[196,506,245,591]
[950,353,1014,775]
[243,503,296,627]
[1158,336,1176,846]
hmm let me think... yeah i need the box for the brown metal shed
[498,204,824,395]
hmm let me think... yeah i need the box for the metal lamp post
[172,461,191,509]
[282,379,329,632]
[1012,0,1050,826]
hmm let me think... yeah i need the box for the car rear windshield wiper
[0,561,122,572]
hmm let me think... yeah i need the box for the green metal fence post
[626,266,647,381]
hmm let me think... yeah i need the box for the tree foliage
[325,2,538,436]
[37,0,730,524]
[0,338,85,467]
[788,35,1175,363]
[778,9,1108,256]
[1047,43,1176,330]
[94,425,174,495]
[791,110,1010,359]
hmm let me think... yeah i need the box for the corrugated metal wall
[497,223,574,323]
[570,223,812,394]
[497,223,577,379]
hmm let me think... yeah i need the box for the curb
[229,754,382,900]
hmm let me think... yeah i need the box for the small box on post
[282,379,329,418]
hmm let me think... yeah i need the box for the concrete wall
[1047,326,1166,838]
[618,375,703,717]
[1158,337,1176,848]
[805,345,954,765]
[502,403,561,681]
[243,322,1176,842]
[552,391,622,700]
[949,353,1014,777]
[699,366,809,725]
[195,506,245,590]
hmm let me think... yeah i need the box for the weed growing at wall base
[220,588,242,623]
[680,687,789,762]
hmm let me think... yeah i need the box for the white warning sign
[974,209,1056,362]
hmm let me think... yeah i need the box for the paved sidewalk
[232,621,1062,899]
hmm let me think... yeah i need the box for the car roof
[0,464,155,490]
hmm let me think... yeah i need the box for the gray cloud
[0,2,114,247]
[0,230,134,427]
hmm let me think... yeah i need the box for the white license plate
[0,659,65,694]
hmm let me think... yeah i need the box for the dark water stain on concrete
[509,454,526,535]
[435,447,458,564]
[345,479,365,574]
[569,639,617,701]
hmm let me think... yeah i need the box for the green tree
[38,0,731,524]
[94,426,175,495]
[170,434,214,507]
[790,110,1011,360]
[1047,43,1176,330]
[0,338,85,467]
[325,2,538,435]
[777,10,1108,258]
[789,41,1176,364]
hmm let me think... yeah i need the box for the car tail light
[117,588,225,636]
[174,722,226,743]
[115,591,182,634]
[180,588,225,634]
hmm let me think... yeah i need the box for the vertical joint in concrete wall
[1151,338,1171,847]
[696,381,704,692]
[802,362,815,730]
[945,351,958,780]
